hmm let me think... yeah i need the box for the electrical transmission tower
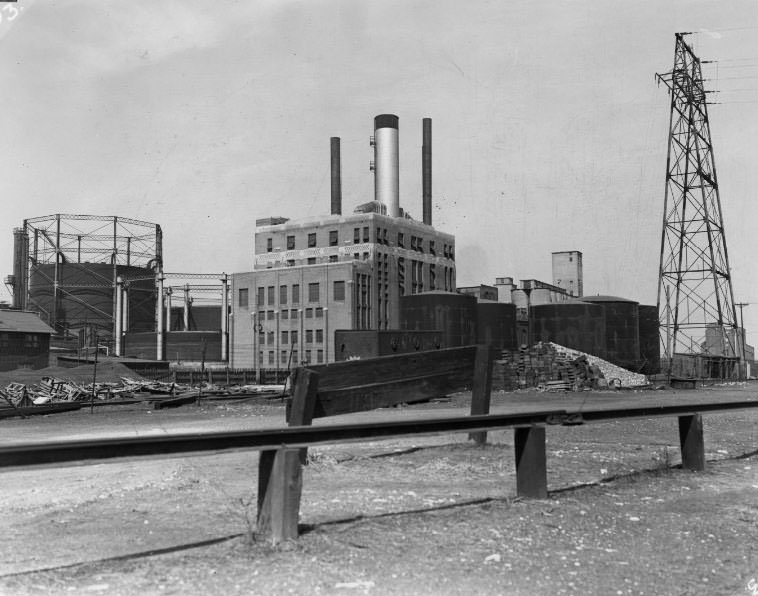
[656,32,739,378]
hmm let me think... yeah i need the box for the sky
[1,0,757,343]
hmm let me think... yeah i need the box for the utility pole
[736,302,749,380]
[655,33,739,379]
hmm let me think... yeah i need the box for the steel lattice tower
[656,33,739,376]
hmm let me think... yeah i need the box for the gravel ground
[1,389,758,595]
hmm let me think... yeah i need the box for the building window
[267,286,275,305]
[307,257,317,265]
[286,259,295,267]
[306,307,313,319]
[280,285,287,305]
[308,233,317,248]
[292,284,300,304]
[329,254,338,263]
[316,329,323,343]
[268,351,274,365]
[238,288,249,308]
[291,309,298,319]
[267,238,273,253]
[257,287,265,306]
[267,331,274,345]
[291,330,298,344]
[353,253,360,260]
[315,307,323,318]
[308,282,320,302]
[376,227,382,244]
[429,264,436,290]
[397,232,404,248]
[282,331,289,345]
[267,310,274,320]
[305,350,312,363]
[329,230,338,246]
[363,226,369,242]
[287,235,295,250]
[354,227,360,244]
[281,309,289,320]
[317,349,324,363]
[257,310,265,322]
[333,280,345,301]
[292,350,298,364]
[363,252,369,261]
[306,329,313,343]
[259,351,264,365]
[429,240,435,255]
[383,228,388,245]
[281,350,288,364]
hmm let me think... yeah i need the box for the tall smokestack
[330,137,342,215]
[422,118,432,225]
[373,114,400,217]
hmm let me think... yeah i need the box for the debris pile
[492,342,649,392]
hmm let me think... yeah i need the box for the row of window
[263,228,454,258]
[259,329,325,345]
[238,281,346,308]
[256,306,326,320]
[261,349,324,365]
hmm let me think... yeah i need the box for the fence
[135,367,290,385]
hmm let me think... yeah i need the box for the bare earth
[1,387,758,596]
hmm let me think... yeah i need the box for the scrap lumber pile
[547,343,649,388]
[492,342,648,392]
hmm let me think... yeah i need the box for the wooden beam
[514,426,547,498]
[678,414,706,471]
[287,367,320,464]
[256,448,303,544]
[306,346,477,418]
[469,345,495,445]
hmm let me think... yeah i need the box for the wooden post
[678,414,706,471]
[287,368,320,464]
[514,426,547,498]
[469,345,494,445]
[256,448,303,544]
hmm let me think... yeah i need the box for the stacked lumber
[492,342,648,392]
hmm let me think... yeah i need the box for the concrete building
[230,115,456,370]
[551,250,583,297]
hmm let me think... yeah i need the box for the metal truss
[656,33,739,371]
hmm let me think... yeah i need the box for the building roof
[0,310,55,334]
[578,295,638,304]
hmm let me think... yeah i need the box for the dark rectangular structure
[334,329,445,361]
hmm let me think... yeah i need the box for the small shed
[0,310,55,371]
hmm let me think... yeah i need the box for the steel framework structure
[12,214,162,336]
[656,33,739,375]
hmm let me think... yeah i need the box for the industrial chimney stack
[330,137,342,215]
[422,118,432,225]
[373,114,400,217]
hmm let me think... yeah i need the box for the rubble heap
[492,342,649,392]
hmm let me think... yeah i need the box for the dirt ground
[1,388,758,595]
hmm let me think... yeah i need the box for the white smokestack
[374,114,400,217]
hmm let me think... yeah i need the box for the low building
[0,309,55,371]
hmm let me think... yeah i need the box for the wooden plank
[256,448,303,544]
[302,346,478,418]
[469,345,495,445]
[514,426,547,499]
[316,370,472,417]
[311,345,477,391]
[678,414,706,471]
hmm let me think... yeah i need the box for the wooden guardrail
[3,346,758,546]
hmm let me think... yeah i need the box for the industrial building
[230,115,457,369]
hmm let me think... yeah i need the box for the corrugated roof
[0,310,55,334]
